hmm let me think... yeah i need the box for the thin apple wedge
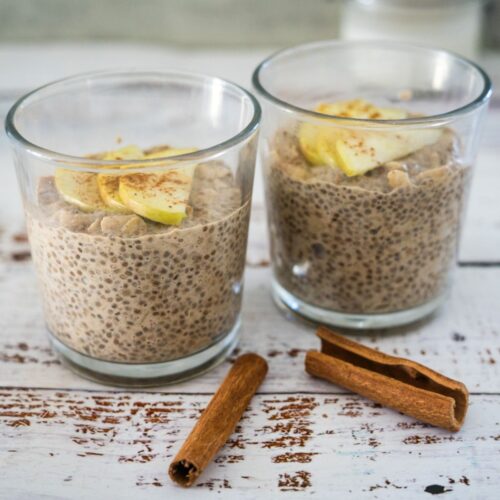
[55,169,109,212]
[143,146,195,160]
[298,122,326,166]
[335,128,443,177]
[97,145,145,213]
[316,129,341,168]
[298,100,408,168]
[317,100,407,121]
[118,147,196,225]
[97,175,132,213]
[96,146,195,214]
[119,165,196,225]
[102,145,144,161]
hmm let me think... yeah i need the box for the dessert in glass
[6,71,260,385]
[253,41,491,329]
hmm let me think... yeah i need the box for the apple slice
[298,100,408,168]
[334,128,442,177]
[97,175,132,213]
[316,129,340,168]
[119,148,197,226]
[96,146,195,214]
[143,146,189,159]
[55,169,109,212]
[298,122,325,166]
[102,145,144,161]
[55,145,144,213]
[97,145,144,213]
[119,165,196,225]
[317,100,407,121]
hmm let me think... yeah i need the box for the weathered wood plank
[0,259,498,393]
[1,389,498,499]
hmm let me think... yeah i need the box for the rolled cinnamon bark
[305,327,468,432]
[169,353,268,487]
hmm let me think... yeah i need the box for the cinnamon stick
[169,353,268,487]
[305,327,468,431]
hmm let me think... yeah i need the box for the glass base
[272,279,446,330]
[48,319,240,387]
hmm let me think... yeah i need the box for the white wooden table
[1,44,499,499]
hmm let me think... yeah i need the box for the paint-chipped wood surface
[1,45,500,499]
[2,389,499,498]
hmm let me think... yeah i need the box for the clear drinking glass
[6,71,260,385]
[253,41,491,329]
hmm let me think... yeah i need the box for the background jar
[340,0,483,59]
[253,40,491,329]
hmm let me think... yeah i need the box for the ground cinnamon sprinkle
[278,470,312,491]
[272,452,318,463]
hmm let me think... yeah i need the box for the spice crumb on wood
[12,232,28,243]
[1,388,499,495]
[10,250,31,261]
[271,452,318,463]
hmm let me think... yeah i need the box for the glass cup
[6,71,260,385]
[253,41,491,329]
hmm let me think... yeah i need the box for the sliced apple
[317,100,372,119]
[316,129,341,168]
[55,145,196,216]
[317,100,407,121]
[298,100,408,168]
[97,175,132,213]
[298,122,326,166]
[119,165,196,225]
[334,128,442,177]
[96,146,195,214]
[315,104,408,168]
[143,146,181,159]
[118,146,196,225]
[102,145,144,162]
[97,145,145,213]
[55,169,109,212]
[55,145,144,213]
[144,147,196,161]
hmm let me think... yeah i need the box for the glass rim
[252,40,492,127]
[4,69,261,174]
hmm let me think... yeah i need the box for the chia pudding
[27,161,250,363]
[266,127,469,314]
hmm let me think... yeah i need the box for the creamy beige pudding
[27,147,250,363]
[266,100,469,314]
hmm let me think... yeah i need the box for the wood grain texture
[1,389,499,498]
